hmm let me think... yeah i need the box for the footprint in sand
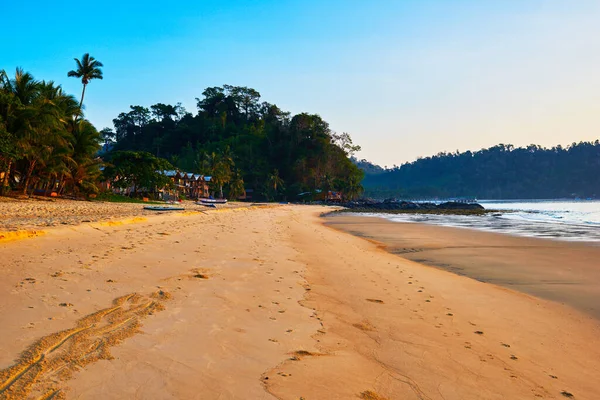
[359,390,388,400]
[353,320,376,331]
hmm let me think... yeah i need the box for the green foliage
[362,142,600,199]
[0,64,102,196]
[67,53,103,116]
[109,85,363,201]
[102,151,174,195]
[0,119,16,164]
[228,171,245,200]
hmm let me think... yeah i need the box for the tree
[66,120,102,194]
[267,169,284,200]
[341,169,364,200]
[103,151,173,196]
[228,170,245,200]
[67,53,103,118]
[0,120,15,194]
[99,127,115,145]
[205,149,234,198]
[332,132,362,157]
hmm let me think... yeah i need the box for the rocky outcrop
[341,199,484,211]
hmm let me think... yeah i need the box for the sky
[2,0,600,166]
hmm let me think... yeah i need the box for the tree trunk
[44,180,52,196]
[1,160,11,195]
[76,83,87,122]
[58,174,66,195]
[22,159,37,195]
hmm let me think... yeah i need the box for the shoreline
[1,205,599,399]
[325,213,600,320]
[329,209,600,243]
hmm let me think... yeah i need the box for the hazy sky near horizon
[2,1,600,166]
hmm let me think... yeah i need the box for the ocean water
[361,200,600,242]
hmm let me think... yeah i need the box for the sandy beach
[325,214,600,320]
[1,204,599,399]
[0,197,252,232]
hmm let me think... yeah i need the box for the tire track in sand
[0,291,171,400]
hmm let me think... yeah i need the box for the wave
[357,201,600,242]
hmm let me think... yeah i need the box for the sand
[0,204,599,399]
[325,214,600,319]
[0,196,246,232]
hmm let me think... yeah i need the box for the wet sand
[1,205,599,399]
[325,214,600,320]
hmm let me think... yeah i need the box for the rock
[341,199,485,212]
[436,202,484,210]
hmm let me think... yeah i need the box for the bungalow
[161,170,211,199]
[326,191,343,202]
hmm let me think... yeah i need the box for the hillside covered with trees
[103,84,364,200]
[1,56,364,201]
[362,142,600,199]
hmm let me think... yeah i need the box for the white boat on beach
[196,198,228,206]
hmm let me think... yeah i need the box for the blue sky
[2,1,600,165]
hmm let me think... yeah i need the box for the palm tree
[66,119,101,195]
[205,149,234,198]
[67,53,103,118]
[228,171,245,200]
[342,173,364,201]
[268,169,284,201]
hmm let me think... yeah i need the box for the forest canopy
[1,56,364,200]
[104,84,364,200]
[361,142,600,199]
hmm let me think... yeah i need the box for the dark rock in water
[436,202,484,210]
[341,199,485,212]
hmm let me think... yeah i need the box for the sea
[359,200,600,242]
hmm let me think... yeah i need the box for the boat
[196,198,227,205]
[143,206,185,211]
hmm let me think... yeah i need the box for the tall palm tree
[67,53,103,118]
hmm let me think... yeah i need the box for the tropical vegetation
[1,57,364,201]
[104,85,364,200]
[0,56,103,196]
